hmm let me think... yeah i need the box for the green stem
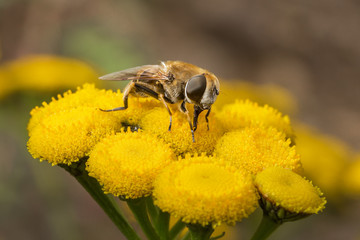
[126,198,160,240]
[169,219,186,239]
[186,224,214,240]
[250,214,282,240]
[157,210,170,240]
[60,160,140,240]
[181,231,191,240]
[146,197,170,240]
[146,196,159,224]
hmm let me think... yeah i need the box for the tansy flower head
[86,132,175,199]
[28,84,160,132]
[27,107,121,165]
[0,69,15,99]
[214,81,297,115]
[343,156,360,197]
[216,100,295,141]
[295,125,350,201]
[254,167,326,218]
[214,126,302,175]
[140,107,224,156]
[0,55,98,93]
[153,155,258,227]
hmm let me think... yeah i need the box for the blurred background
[0,0,359,239]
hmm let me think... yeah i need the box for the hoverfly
[99,60,220,142]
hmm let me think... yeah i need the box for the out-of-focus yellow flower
[0,69,15,99]
[295,125,350,201]
[216,100,295,141]
[255,167,326,215]
[140,107,224,156]
[342,156,360,197]
[214,126,302,175]
[153,155,258,227]
[27,107,121,165]
[215,81,298,115]
[0,55,98,94]
[28,84,160,132]
[86,132,175,199]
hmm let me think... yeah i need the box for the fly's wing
[99,64,169,83]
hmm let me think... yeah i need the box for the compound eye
[185,74,207,103]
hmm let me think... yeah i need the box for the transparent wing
[99,64,169,82]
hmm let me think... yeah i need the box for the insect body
[99,61,220,142]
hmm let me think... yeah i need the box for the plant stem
[169,219,186,239]
[181,231,191,240]
[60,159,140,240]
[146,196,159,224]
[186,224,214,240]
[250,214,282,240]
[157,210,170,240]
[146,197,170,240]
[126,197,160,240]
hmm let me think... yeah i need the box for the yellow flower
[140,107,224,156]
[254,167,326,215]
[0,55,99,93]
[86,132,175,199]
[342,156,360,197]
[214,126,302,175]
[153,155,258,227]
[216,100,295,141]
[27,107,121,165]
[28,84,160,132]
[0,69,14,99]
[295,125,350,201]
[214,81,297,115]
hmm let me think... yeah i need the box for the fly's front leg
[193,105,204,132]
[205,107,211,131]
[99,82,134,112]
[179,101,195,143]
[159,94,172,131]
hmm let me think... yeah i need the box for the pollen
[140,107,224,156]
[153,155,258,227]
[86,132,175,199]
[28,83,161,132]
[214,81,297,115]
[27,107,121,165]
[254,167,326,214]
[214,126,303,175]
[216,100,295,141]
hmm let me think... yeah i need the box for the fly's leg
[99,82,134,112]
[205,107,211,131]
[159,94,172,131]
[180,101,195,143]
[193,105,204,132]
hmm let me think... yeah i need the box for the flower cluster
[27,83,327,237]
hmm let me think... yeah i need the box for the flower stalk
[146,197,171,240]
[60,158,140,240]
[169,219,186,239]
[250,213,281,240]
[126,197,160,240]
[186,224,214,240]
